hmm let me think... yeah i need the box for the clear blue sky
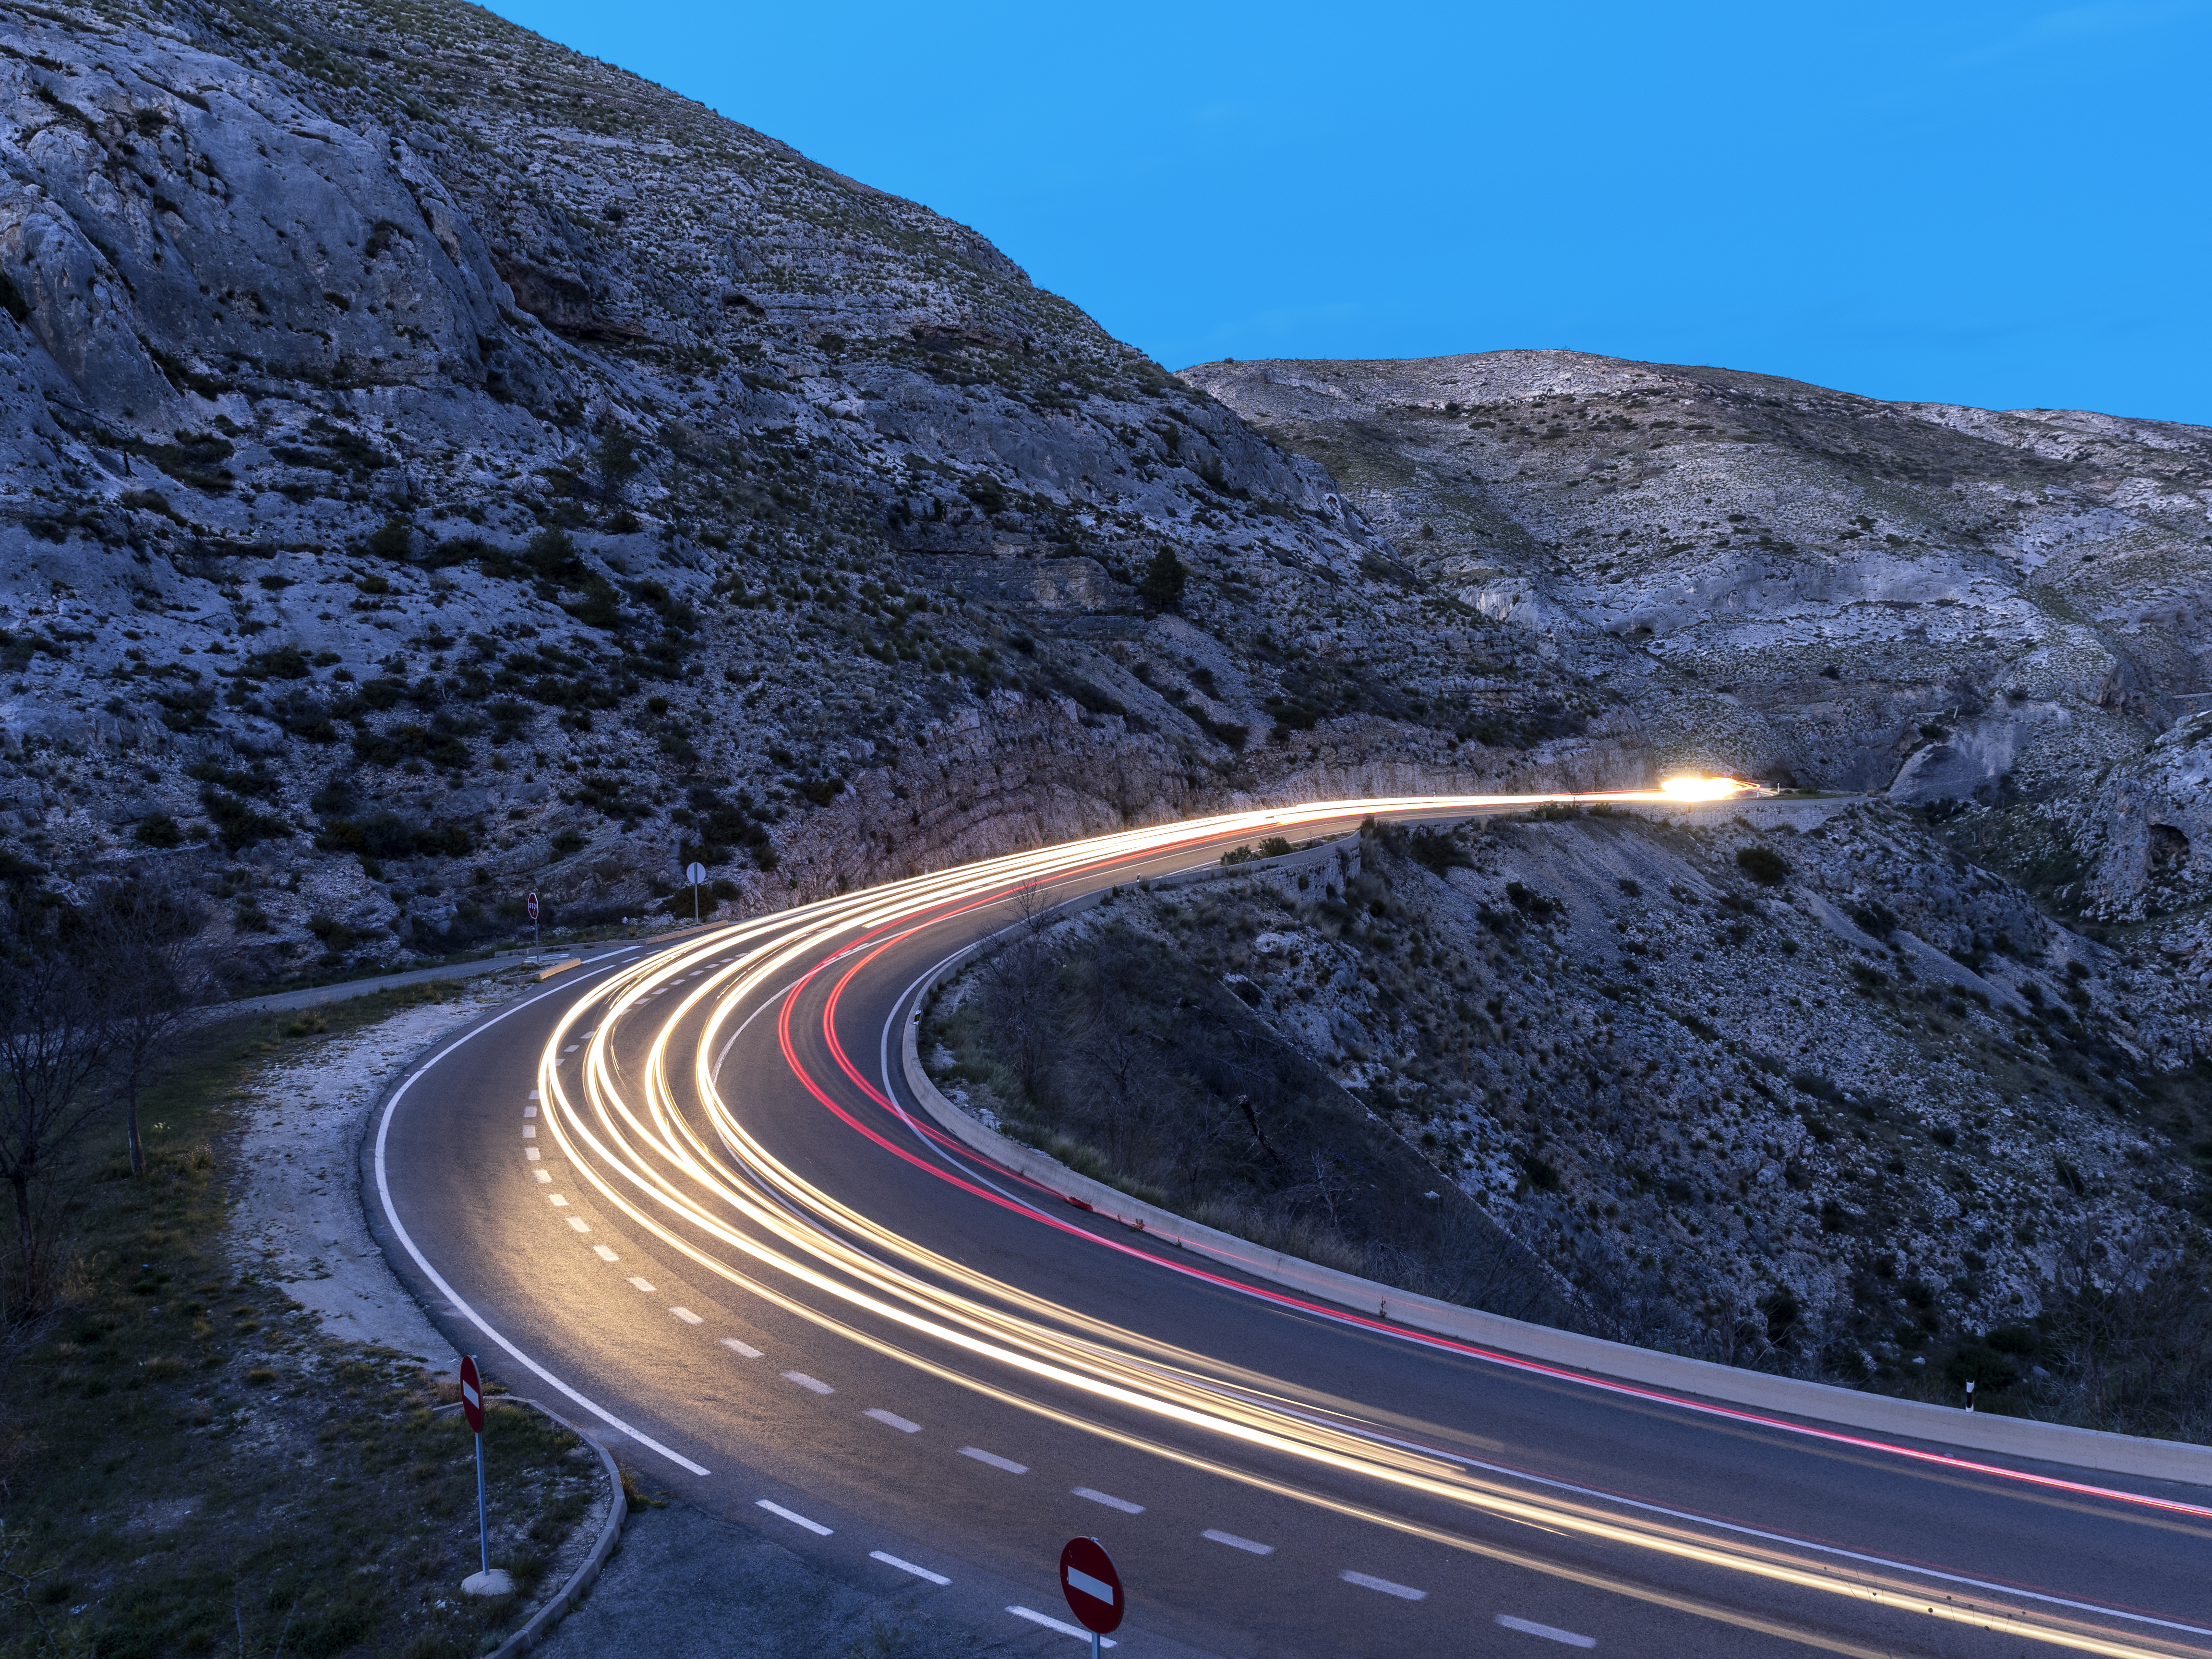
[490,0,2210,425]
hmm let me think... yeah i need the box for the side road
[223,938,658,1015]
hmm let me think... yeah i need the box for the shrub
[1136,548,1187,613]
[134,813,183,848]
[200,789,291,852]
[1736,846,1789,886]
[364,517,414,561]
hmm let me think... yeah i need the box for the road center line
[756,1499,831,1536]
[1496,1613,1597,1647]
[865,1408,921,1433]
[869,1551,949,1585]
[959,1446,1028,1474]
[1342,1570,1427,1601]
[1008,1607,1116,1646]
[1202,1529,1272,1554]
[783,1371,834,1395]
[1073,1487,1143,1514]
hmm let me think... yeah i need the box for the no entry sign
[1059,1536,1123,1635]
[525,890,540,922]
[459,1354,485,1433]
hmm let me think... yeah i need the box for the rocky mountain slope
[1183,354,2212,1058]
[939,801,2212,1427]
[0,0,1617,982]
[2,0,2209,1417]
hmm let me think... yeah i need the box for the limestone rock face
[1186,353,2212,804]
[0,0,2204,1100]
[0,14,516,424]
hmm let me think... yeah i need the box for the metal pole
[1090,1634,1099,1659]
[475,1430,489,1575]
[694,881,699,924]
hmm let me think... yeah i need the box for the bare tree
[0,910,112,1322]
[85,880,216,1176]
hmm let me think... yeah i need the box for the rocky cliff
[5,0,2210,1421]
[0,0,1634,977]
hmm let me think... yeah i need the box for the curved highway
[373,793,2212,1659]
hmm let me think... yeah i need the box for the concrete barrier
[900,943,2212,1488]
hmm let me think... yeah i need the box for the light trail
[521,790,2207,1659]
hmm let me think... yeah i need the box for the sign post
[1059,1536,1124,1658]
[458,1355,509,1595]
[525,890,540,950]
[684,861,707,924]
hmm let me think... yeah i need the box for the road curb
[480,1396,628,1659]
[900,944,2212,1488]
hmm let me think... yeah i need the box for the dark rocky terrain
[4,0,2211,1421]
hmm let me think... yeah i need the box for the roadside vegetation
[0,945,606,1657]
[926,895,1580,1332]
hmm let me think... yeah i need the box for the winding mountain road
[370,794,2212,1658]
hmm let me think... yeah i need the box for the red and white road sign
[1059,1536,1123,1635]
[459,1355,485,1433]
[525,891,540,922]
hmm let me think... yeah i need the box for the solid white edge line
[869,1550,950,1585]
[756,1498,832,1535]
[1007,1607,1116,1646]
[373,957,712,1477]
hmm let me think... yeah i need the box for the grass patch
[0,997,603,1658]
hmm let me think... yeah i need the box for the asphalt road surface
[372,793,2212,1659]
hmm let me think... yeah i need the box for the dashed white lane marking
[869,1550,949,1585]
[563,1045,579,1053]
[592,1246,620,1262]
[960,1446,1028,1474]
[532,1169,551,1184]
[721,1338,762,1358]
[1202,1529,1272,1554]
[756,1499,831,1536]
[525,1147,541,1162]
[565,1217,591,1233]
[1342,1571,1426,1601]
[522,1124,537,1138]
[1495,1614,1596,1647]
[865,1408,921,1433]
[528,1089,540,1102]
[547,1194,568,1207]
[627,1276,657,1293]
[670,1307,703,1325]
[1008,1607,1117,1646]
[1073,1487,1143,1514]
[524,1105,538,1118]
[783,1371,834,1395]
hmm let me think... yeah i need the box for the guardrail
[897,882,2212,1487]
